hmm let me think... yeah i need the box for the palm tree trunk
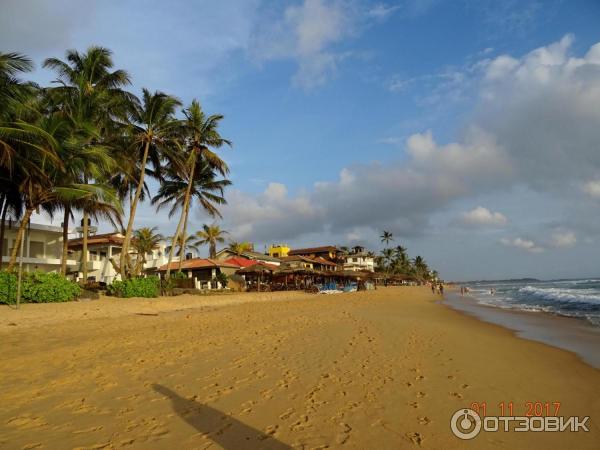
[81,210,89,283]
[166,154,196,279]
[177,196,191,270]
[209,242,216,259]
[165,212,185,280]
[0,196,7,268]
[121,140,150,280]
[8,208,33,271]
[60,206,70,276]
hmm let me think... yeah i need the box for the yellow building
[268,244,290,258]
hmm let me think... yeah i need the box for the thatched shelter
[236,262,278,291]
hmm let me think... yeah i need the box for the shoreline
[1,287,598,449]
[444,291,600,369]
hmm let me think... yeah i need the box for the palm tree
[381,248,394,270]
[412,255,429,280]
[191,223,228,259]
[152,160,230,274]
[162,100,230,279]
[0,52,37,168]
[380,230,393,247]
[131,226,163,276]
[43,47,130,280]
[119,89,181,279]
[229,241,252,256]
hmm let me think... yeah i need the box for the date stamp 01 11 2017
[450,401,591,440]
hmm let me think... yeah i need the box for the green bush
[107,277,160,298]
[0,271,80,304]
[0,271,17,304]
[216,271,228,288]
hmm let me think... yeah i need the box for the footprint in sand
[406,431,424,446]
[450,392,463,399]
[447,375,455,380]
[290,414,309,431]
[409,401,419,408]
[416,391,426,398]
[279,409,294,420]
[417,416,431,425]
[335,422,352,445]
[461,384,470,389]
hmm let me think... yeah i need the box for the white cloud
[367,3,400,20]
[550,231,577,248]
[250,0,357,89]
[221,36,600,249]
[476,35,600,190]
[583,180,600,199]
[221,127,512,242]
[461,207,508,227]
[500,237,544,253]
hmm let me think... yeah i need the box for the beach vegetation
[228,241,253,256]
[107,276,160,298]
[0,47,232,287]
[0,271,80,304]
[190,223,228,259]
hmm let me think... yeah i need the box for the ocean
[445,278,600,368]
[463,278,600,327]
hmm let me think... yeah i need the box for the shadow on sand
[153,384,293,450]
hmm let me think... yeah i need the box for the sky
[3,0,600,280]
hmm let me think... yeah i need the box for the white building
[67,232,177,284]
[1,223,178,284]
[1,222,76,272]
[342,246,375,272]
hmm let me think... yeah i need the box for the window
[29,241,44,258]
[100,252,107,259]
[352,257,358,263]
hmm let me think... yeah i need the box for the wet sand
[445,291,600,368]
[0,287,598,449]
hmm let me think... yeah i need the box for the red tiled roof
[224,257,256,268]
[236,262,279,273]
[158,258,238,271]
[311,256,338,266]
[288,246,338,255]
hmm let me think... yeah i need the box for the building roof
[158,258,239,271]
[5,221,64,234]
[281,255,315,263]
[224,257,256,268]
[236,262,280,273]
[68,232,125,249]
[311,256,338,266]
[282,255,339,266]
[288,246,338,256]
[345,252,373,258]
[215,248,281,263]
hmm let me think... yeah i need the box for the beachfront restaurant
[157,258,239,289]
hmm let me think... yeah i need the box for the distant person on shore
[490,288,496,296]
[438,284,444,295]
[431,283,436,294]
[460,286,464,296]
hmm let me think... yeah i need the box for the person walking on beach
[431,283,436,294]
[438,284,444,295]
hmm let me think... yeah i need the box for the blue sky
[3,0,600,280]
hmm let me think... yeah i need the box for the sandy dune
[0,287,598,449]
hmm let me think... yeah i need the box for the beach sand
[0,287,598,449]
